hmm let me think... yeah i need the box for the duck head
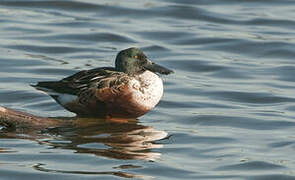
[115,47,173,75]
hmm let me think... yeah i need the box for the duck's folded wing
[33,67,125,96]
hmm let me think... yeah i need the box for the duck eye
[134,55,138,59]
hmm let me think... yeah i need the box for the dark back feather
[35,67,129,95]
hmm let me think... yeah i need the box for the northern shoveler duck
[33,47,173,119]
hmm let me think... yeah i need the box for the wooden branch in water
[0,105,133,133]
[0,106,69,131]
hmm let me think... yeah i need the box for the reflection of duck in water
[0,108,168,161]
[0,116,167,179]
[44,118,168,161]
[33,47,173,119]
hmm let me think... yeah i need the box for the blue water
[1,0,295,179]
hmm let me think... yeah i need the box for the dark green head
[115,47,173,75]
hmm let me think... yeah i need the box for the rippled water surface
[1,0,295,179]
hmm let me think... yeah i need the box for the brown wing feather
[34,67,123,95]
[65,73,132,117]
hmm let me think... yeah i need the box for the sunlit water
[0,0,295,179]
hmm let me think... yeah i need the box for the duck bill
[144,59,174,75]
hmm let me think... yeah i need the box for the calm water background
[0,0,295,179]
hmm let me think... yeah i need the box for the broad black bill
[144,59,174,75]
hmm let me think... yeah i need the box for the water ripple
[216,161,285,171]
[0,1,103,12]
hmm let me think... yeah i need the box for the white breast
[128,71,163,111]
